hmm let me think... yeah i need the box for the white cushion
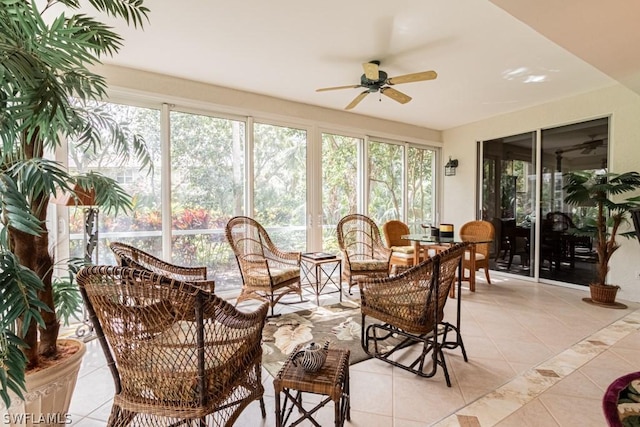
[390,245,414,254]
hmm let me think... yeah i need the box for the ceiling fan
[555,135,606,156]
[316,60,437,110]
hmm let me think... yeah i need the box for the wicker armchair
[77,266,269,427]
[337,214,391,294]
[359,242,467,386]
[459,220,495,284]
[110,241,215,292]
[225,216,303,317]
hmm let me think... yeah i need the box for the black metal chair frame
[359,243,467,387]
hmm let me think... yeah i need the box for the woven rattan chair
[359,242,467,386]
[225,216,303,317]
[110,241,215,292]
[77,265,269,427]
[459,220,495,284]
[382,220,422,274]
[337,214,391,294]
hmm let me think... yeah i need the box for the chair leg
[259,397,266,418]
[484,268,491,284]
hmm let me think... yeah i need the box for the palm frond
[53,276,83,327]
[0,252,47,331]
[0,331,28,407]
[7,158,72,214]
[0,175,42,236]
[70,101,153,172]
[87,0,150,29]
[74,172,133,215]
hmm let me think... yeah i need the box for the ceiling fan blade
[362,62,380,81]
[316,84,361,92]
[345,91,369,110]
[381,87,412,104]
[387,70,437,85]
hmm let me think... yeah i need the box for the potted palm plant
[563,170,640,307]
[0,0,150,415]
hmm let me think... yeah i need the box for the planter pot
[590,284,619,305]
[583,284,628,309]
[0,338,86,427]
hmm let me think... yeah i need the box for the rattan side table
[274,345,350,427]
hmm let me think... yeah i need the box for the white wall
[443,83,640,302]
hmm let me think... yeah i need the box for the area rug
[261,300,366,377]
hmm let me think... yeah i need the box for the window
[407,146,436,231]
[63,100,439,296]
[253,123,307,251]
[67,103,161,265]
[321,133,360,252]
[368,140,403,225]
[170,111,245,292]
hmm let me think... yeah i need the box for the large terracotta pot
[0,338,86,427]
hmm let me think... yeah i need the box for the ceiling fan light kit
[316,60,437,110]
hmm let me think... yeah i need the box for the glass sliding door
[321,133,360,253]
[481,118,608,285]
[253,123,307,251]
[482,132,536,278]
[539,117,608,285]
[170,111,245,291]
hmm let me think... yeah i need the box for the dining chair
[110,241,215,292]
[225,216,303,317]
[459,220,495,284]
[77,265,269,426]
[336,214,391,294]
[382,219,422,274]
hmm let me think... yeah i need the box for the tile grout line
[431,308,640,426]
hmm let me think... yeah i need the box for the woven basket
[589,284,619,305]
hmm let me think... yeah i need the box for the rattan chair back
[459,220,494,258]
[109,241,214,292]
[381,220,410,248]
[225,216,302,316]
[336,214,391,293]
[359,242,467,385]
[77,265,268,426]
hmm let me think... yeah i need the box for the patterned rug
[261,300,365,377]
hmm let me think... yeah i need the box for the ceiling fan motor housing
[360,70,388,91]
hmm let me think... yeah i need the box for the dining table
[401,234,493,297]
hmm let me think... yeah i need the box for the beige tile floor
[67,275,640,426]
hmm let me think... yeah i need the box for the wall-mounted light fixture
[445,157,459,176]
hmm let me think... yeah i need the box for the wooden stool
[274,345,350,427]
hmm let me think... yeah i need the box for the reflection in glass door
[482,132,536,278]
[539,118,608,285]
[481,117,609,285]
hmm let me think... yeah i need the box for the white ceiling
[92,0,635,131]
